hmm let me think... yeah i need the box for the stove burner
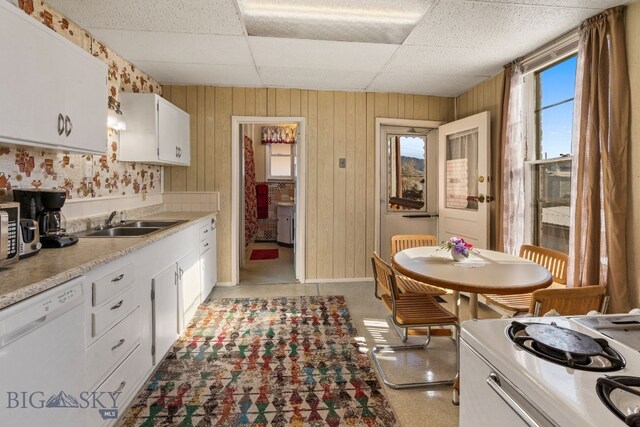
[596,376,640,426]
[508,321,625,372]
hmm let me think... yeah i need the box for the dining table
[392,246,553,319]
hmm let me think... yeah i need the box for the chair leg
[387,315,433,345]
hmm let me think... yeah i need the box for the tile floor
[209,281,500,427]
[240,242,296,284]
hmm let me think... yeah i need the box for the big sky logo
[7,390,120,420]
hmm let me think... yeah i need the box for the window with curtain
[525,55,577,254]
[266,143,295,180]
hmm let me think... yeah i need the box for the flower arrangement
[441,236,474,259]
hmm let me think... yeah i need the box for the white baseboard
[311,277,374,284]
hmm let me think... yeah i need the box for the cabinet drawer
[200,238,213,253]
[92,264,135,307]
[94,343,145,402]
[92,287,137,337]
[86,307,141,389]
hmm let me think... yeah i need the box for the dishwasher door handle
[487,372,543,427]
[0,315,46,348]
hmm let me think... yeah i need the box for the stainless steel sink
[118,220,184,228]
[84,227,161,237]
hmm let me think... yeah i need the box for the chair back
[391,235,438,257]
[371,252,400,301]
[529,285,608,316]
[520,245,568,284]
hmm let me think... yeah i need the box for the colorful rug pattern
[250,249,279,260]
[118,296,398,426]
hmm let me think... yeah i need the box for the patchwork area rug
[118,296,398,426]
[250,248,279,260]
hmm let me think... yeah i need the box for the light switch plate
[339,158,346,168]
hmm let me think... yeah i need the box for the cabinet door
[0,2,65,147]
[152,264,178,365]
[158,98,190,165]
[200,248,215,300]
[62,44,108,154]
[178,249,200,329]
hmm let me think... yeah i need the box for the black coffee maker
[13,189,79,248]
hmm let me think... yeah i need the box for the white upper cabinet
[119,93,191,166]
[0,1,108,154]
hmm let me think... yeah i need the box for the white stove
[460,314,640,427]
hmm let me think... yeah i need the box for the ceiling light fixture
[241,3,423,25]
[238,0,431,45]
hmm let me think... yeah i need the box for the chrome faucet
[106,210,118,227]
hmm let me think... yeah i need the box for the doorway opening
[375,118,443,261]
[231,116,306,285]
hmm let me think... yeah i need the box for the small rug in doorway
[117,296,398,426]
[250,248,279,260]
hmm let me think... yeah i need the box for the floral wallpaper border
[0,0,163,200]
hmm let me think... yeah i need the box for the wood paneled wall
[455,72,505,250]
[162,87,454,282]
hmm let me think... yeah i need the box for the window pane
[270,144,292,155]
[531,160,571,254]
[539,55,577,107]
[539,100,574,159]
[270,156,292,177]
[387,135,426,211]
[445,129,478,210]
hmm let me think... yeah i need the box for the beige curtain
[500,60,526,256]
[568,6,630,313]
[494,66,511,253]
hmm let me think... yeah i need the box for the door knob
[477,194,486,203]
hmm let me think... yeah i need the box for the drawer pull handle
[111,338,125,351]
[115,380,126,394]
[111,274,125,283]
[110,300,124,310]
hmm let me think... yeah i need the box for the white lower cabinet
[179,249,201,329]
[0,215,218,426]
[152,263,179,365]
[199,218,217,301]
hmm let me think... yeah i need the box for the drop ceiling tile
[88,29,254,66]
[384,45,508,78]
[133,62,262,86]
[367,72,488,97]
[404,1,596,49]
[258,67,377,91]
[46,0,245,35]
[249,37,398,72]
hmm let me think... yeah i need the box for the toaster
[19,218,41,259]
[0,202,19,266]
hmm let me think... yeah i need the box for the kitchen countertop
[0,211,217,310]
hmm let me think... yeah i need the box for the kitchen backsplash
[0,0,162,201]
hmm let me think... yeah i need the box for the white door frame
[231,116,306,286]
[374,118,444,254]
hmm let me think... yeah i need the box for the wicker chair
[529,285,609,316]
[391,235,448,297]
[370,252,459,389]
[483,245,569,315]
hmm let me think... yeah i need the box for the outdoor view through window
[531,55,577,253]
[387,135,426,211]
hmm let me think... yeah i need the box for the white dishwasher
[0,276,86,426]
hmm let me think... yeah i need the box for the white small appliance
[460,314,640,427]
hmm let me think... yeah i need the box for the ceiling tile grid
[45,0,627,96]
[88,30,255,66]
